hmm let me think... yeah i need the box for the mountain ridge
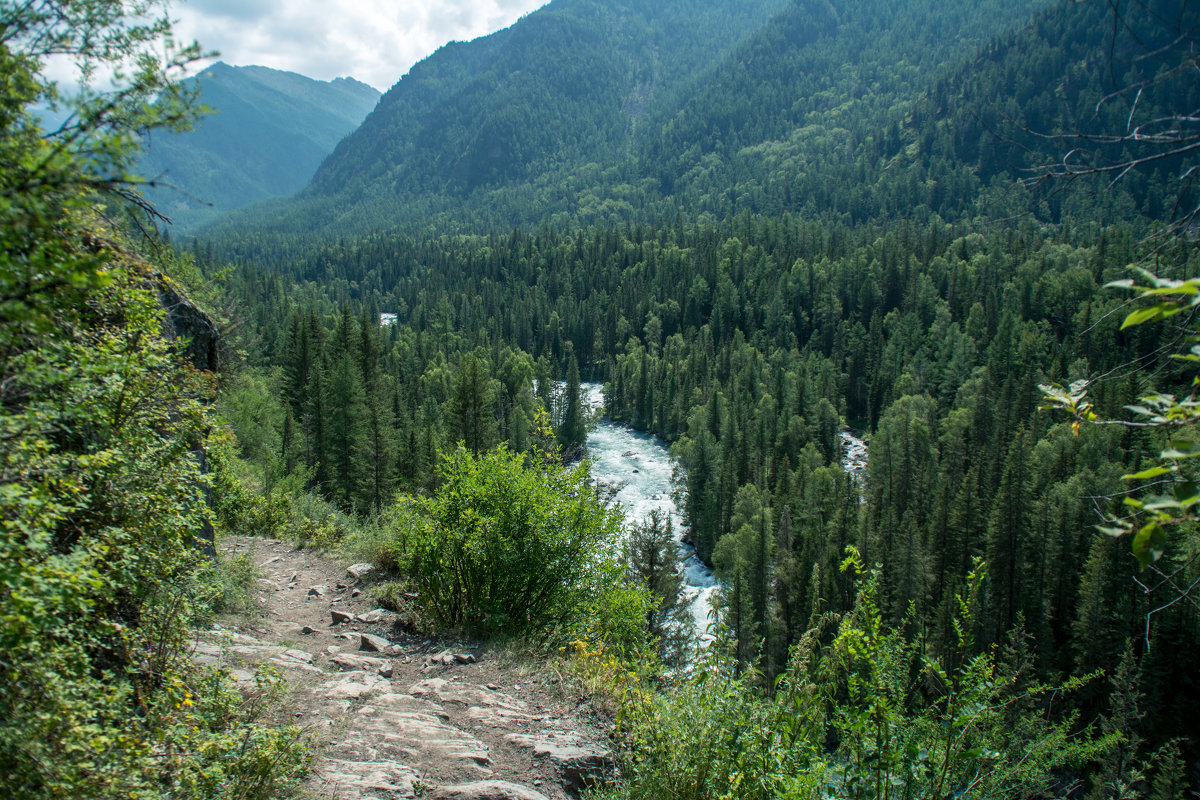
[139,61,380,231]
[203,0,1053,247]
[210,0,793,237]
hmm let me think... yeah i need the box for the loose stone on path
[432,780,552,800]
[202,536,613,800]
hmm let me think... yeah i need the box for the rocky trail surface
[193,537,614,800]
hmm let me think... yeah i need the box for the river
[840,428,868,484]
[580,383,719,643]
[579,382,868,645]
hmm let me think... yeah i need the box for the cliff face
[155,277,220,373]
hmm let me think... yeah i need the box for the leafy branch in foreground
[1,2,309,796]
[1022,0,1200,237]
[1,0,208,226]
[1041,266,1200,570]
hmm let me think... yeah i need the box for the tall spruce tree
[625,510,693,666]
[558,349,587,455]
[449,353,495,457]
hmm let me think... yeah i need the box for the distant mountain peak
[139,63,381,231]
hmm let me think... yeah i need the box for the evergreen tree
[713,484,773,673]
[449,353,495,457]
[358,380,398,510]
[624,510,693,666]
[326,349,367,507]
[558,349,587,455]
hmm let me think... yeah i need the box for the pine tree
[304,355,332,492]
[449,353,495,457]
[625,510,693,666]
[985,427,1032,639]
[558,350,586,456]
[326,350,367,507]
[713,484,773,672]
[358,381,398,511]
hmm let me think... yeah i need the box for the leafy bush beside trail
[0,2,310,794]
[584,556,1113,800]
[385,445,651,644]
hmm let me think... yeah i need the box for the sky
[170,0,551,91]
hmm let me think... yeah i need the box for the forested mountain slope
[203,0,1200,792]
[636,0,1045,202]
[640,0,1193,227]
[139,62,379,231]
[213,0,790,239]
[207,0,1049,246]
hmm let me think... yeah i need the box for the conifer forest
[2,1,1200,798]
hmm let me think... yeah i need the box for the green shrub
[210,437,358,549]
[0,253,312,796]
[387,445,630,639]
[347,509,403,571]
[596,554,1110,800]
[0,7,309,787]
[195,552,261,617]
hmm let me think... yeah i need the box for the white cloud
[172,0,550,90]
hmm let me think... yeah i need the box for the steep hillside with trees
[0,2,307,796]
[207,0,1057,247]
[211,0,790,239]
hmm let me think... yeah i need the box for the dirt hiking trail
[192,536,615,800]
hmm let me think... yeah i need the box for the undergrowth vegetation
[214,365,665,652]
[0,2,309,795]
[383,445,645,639]
[579,555,1113,800]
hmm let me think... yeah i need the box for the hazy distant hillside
[139,62,379,231]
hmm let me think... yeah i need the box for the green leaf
[1174,480,1199,509]
[1143,284,1199,297]
[1162,440,1200,459]
[1122,466,1173,480]
[1131,522,1167,570]
[1121,304,1169,330]
[1039,384,1070,404]
[1131,265,1166,287]
[1144,497,1182,511]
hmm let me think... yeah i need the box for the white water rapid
[578,382,869,647]
[579,383,718,643]
[840,428,868,483]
